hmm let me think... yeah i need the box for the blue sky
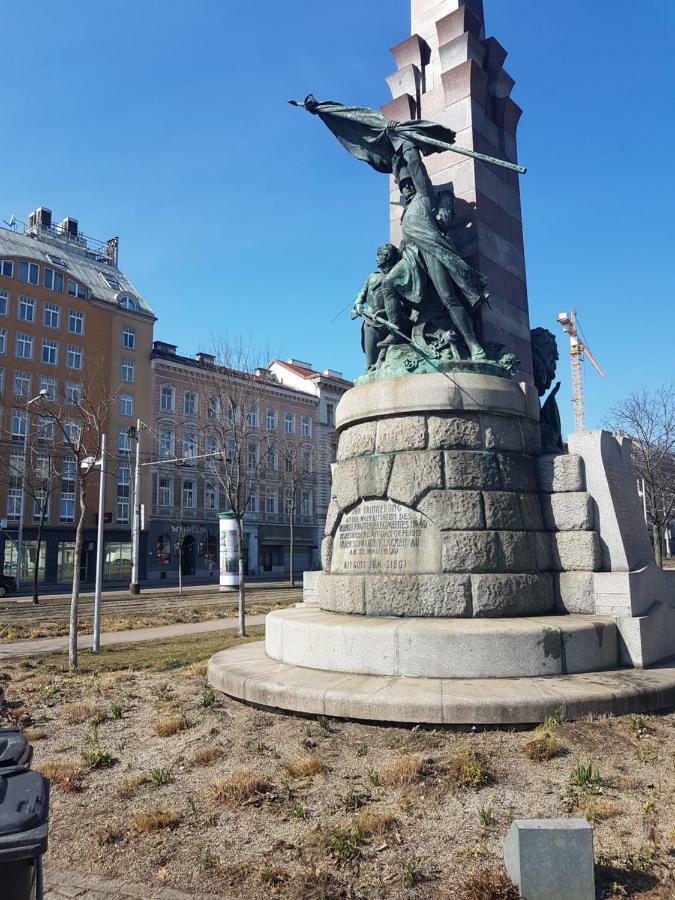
[2,0,674,437]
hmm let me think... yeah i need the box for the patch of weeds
[629,714,652,736]
[291,802,308,821]
[540,707,565,729]
[367,769,380,788]
[569,758,603,793]
[284,755,325,779]
[380,753,425,787]
[399,794,413,814]
[522,732,564,761]
[110,704,123,720]
[505,806,515,827]
[446,751,494,790]
[118,775,148,798]
[453,866,520,900]
[636,745,657,764]
[353,807,398,838]
[260,866,287,888]
[578,796,616,823]
[132,807,181,833]
[152,714,187,737]
[314,825,362,866]
[150,767,173,788]
[355,742,368,758]
[479,805,494,830]
[156,683,174,702]
[36,759,84,792]
[63,702,101,724]
[632,842,658,874]
[24,728,46,742]
[96,825,124,846]
[201,849,218,871]
[191,744,222,767]
[82,726,116,770]
[344,786,371,812]
[210,771,272,807]
[183,660,209,678]
[316,715,331,737]
[402,859,418,889]
[200,686,216,709]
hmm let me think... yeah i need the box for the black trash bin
[0,730,32,775]
[0,770,49,900]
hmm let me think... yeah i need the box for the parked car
[0,574,17,597]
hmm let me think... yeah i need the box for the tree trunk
[178,536,183,597]
[652,523,663,568]
[69,484,87,670]
[32,506,46,605]
[289,498,295,588]
[236,518,246,637]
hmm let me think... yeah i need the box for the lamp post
[82,435,107,653]
[15,389,48,592]
[128,420,142,594]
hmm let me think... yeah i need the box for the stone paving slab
[44,869,221,900]
[0,615,266,660]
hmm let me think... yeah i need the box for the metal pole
[129,420,142,594]
[92,434,106,653]
[15,412,29,592]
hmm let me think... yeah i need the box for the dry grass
[24,728,46,742]
[36,759,85,792]
[63,702,103,724]
[152,715,187,737]
[183,660,208,677]
[131,807,181,833]
[451,866,520,900]
[191,744,222,767]
[118,774,149,798]
[522,732,564,761]
[211,771,271,807]
[352,808,398,838]
[446,751,494,790]
[578,796,618,823]
[380,753,425,786]
[284,755,326,779]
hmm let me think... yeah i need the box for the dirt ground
[1,632,674,900]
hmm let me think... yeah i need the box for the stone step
[265,608,618,679]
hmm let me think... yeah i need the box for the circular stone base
[208,642,675,725]
[265,608,619,679]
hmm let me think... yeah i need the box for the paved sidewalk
[0,614,266,660]
[44,869,222,899]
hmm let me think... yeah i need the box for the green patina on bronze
[531,327,564,452]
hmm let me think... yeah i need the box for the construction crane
[557,308,605,433]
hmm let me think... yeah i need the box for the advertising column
[219,512,239,592]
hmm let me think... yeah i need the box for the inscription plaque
[331,500,441,575]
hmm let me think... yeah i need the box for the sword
[355,306,448,375]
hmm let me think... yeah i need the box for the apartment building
[0,208,155,585]
[148,345,349,580]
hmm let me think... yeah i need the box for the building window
[68,310,84,335]
[62,419,81,446]
[119,295,137,310]
[64,381,81,406]
[59,456,76,523]
[39,375,56,401]
[66,345,83,370]
[182,479,195,509]
[303,448,312,474]
[205,481,218,511]
[116,465,131,524]
[119,394,133,417]
[43,268,64,292]
[18,296,35,321]
[247,441,258,470]
[37,415,55,443]
[41,339,58,366]
[7,488,22,522]
[284,413,295,434]
[269,443,278,472]
[265,493,277,515]
[11,409,27,439]
[207,396,219,420]
[18,262,38,285]
[159,385,175,412]
[301,490,312,517]
[0,260,13,278]
[183,391,197,416]
[245,491,258,514]
[47,254,67,269]
[183,430,197,458]
[226,439,235,464]
[155,533,171,565]
[283,490,293,517]
[158,477,172,508]
[118,428,131,452]
[13,371,31,398]
[67,279,86,299]
[266,409,277,431]
[101,272,120,290]
[247,406,258,428]
[0,328,5,355]
[122,327,136,350]
[15,333,33,360]
[104,542,132,582]
[43,302,60,328]
[159,429,175,458]
[0,290,8,316]
[0,367,4,394]
[301,416,312,437]
[120,359,134,383]
[326,403,334,426]
[204,435,217,455]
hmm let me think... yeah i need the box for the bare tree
[281,435,315,587]
[193,338,270,636]
[606,383,675,566]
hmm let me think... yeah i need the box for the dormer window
[119,295,137,311]
[47,254,67,269]
[101,272,121,290]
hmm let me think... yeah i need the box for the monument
[208,0,675,724]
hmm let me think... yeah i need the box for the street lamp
[15,389,48,592]
[127,420,143,594]
[81,433,106,653]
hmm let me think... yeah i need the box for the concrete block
[427,413,481,450]
[332,458,359,509]
[481,414,524,453]
[418,489,484,530]
[518,492,545,531]
[336,421,376,460]
[536,454,586,493]
[534,532,554,571]
[499,530,537,573]
[541,492,594,531]
[471,573,555,617]
[444,450,501,490]
[324,500,341,537]
[356,454,393,500]
[498,453,538,492]
[551,532,601,572]
[387,451,443,506]
[301,570,322,607]
[321,537,333,572]
[556,572,595,614]
[318,574,365,614]
[483,491,522,530]
[364,573,472,617]
[376,415,427,453]
[520,417,542,455]
[443,531,499,573]
[504,819,595,900]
